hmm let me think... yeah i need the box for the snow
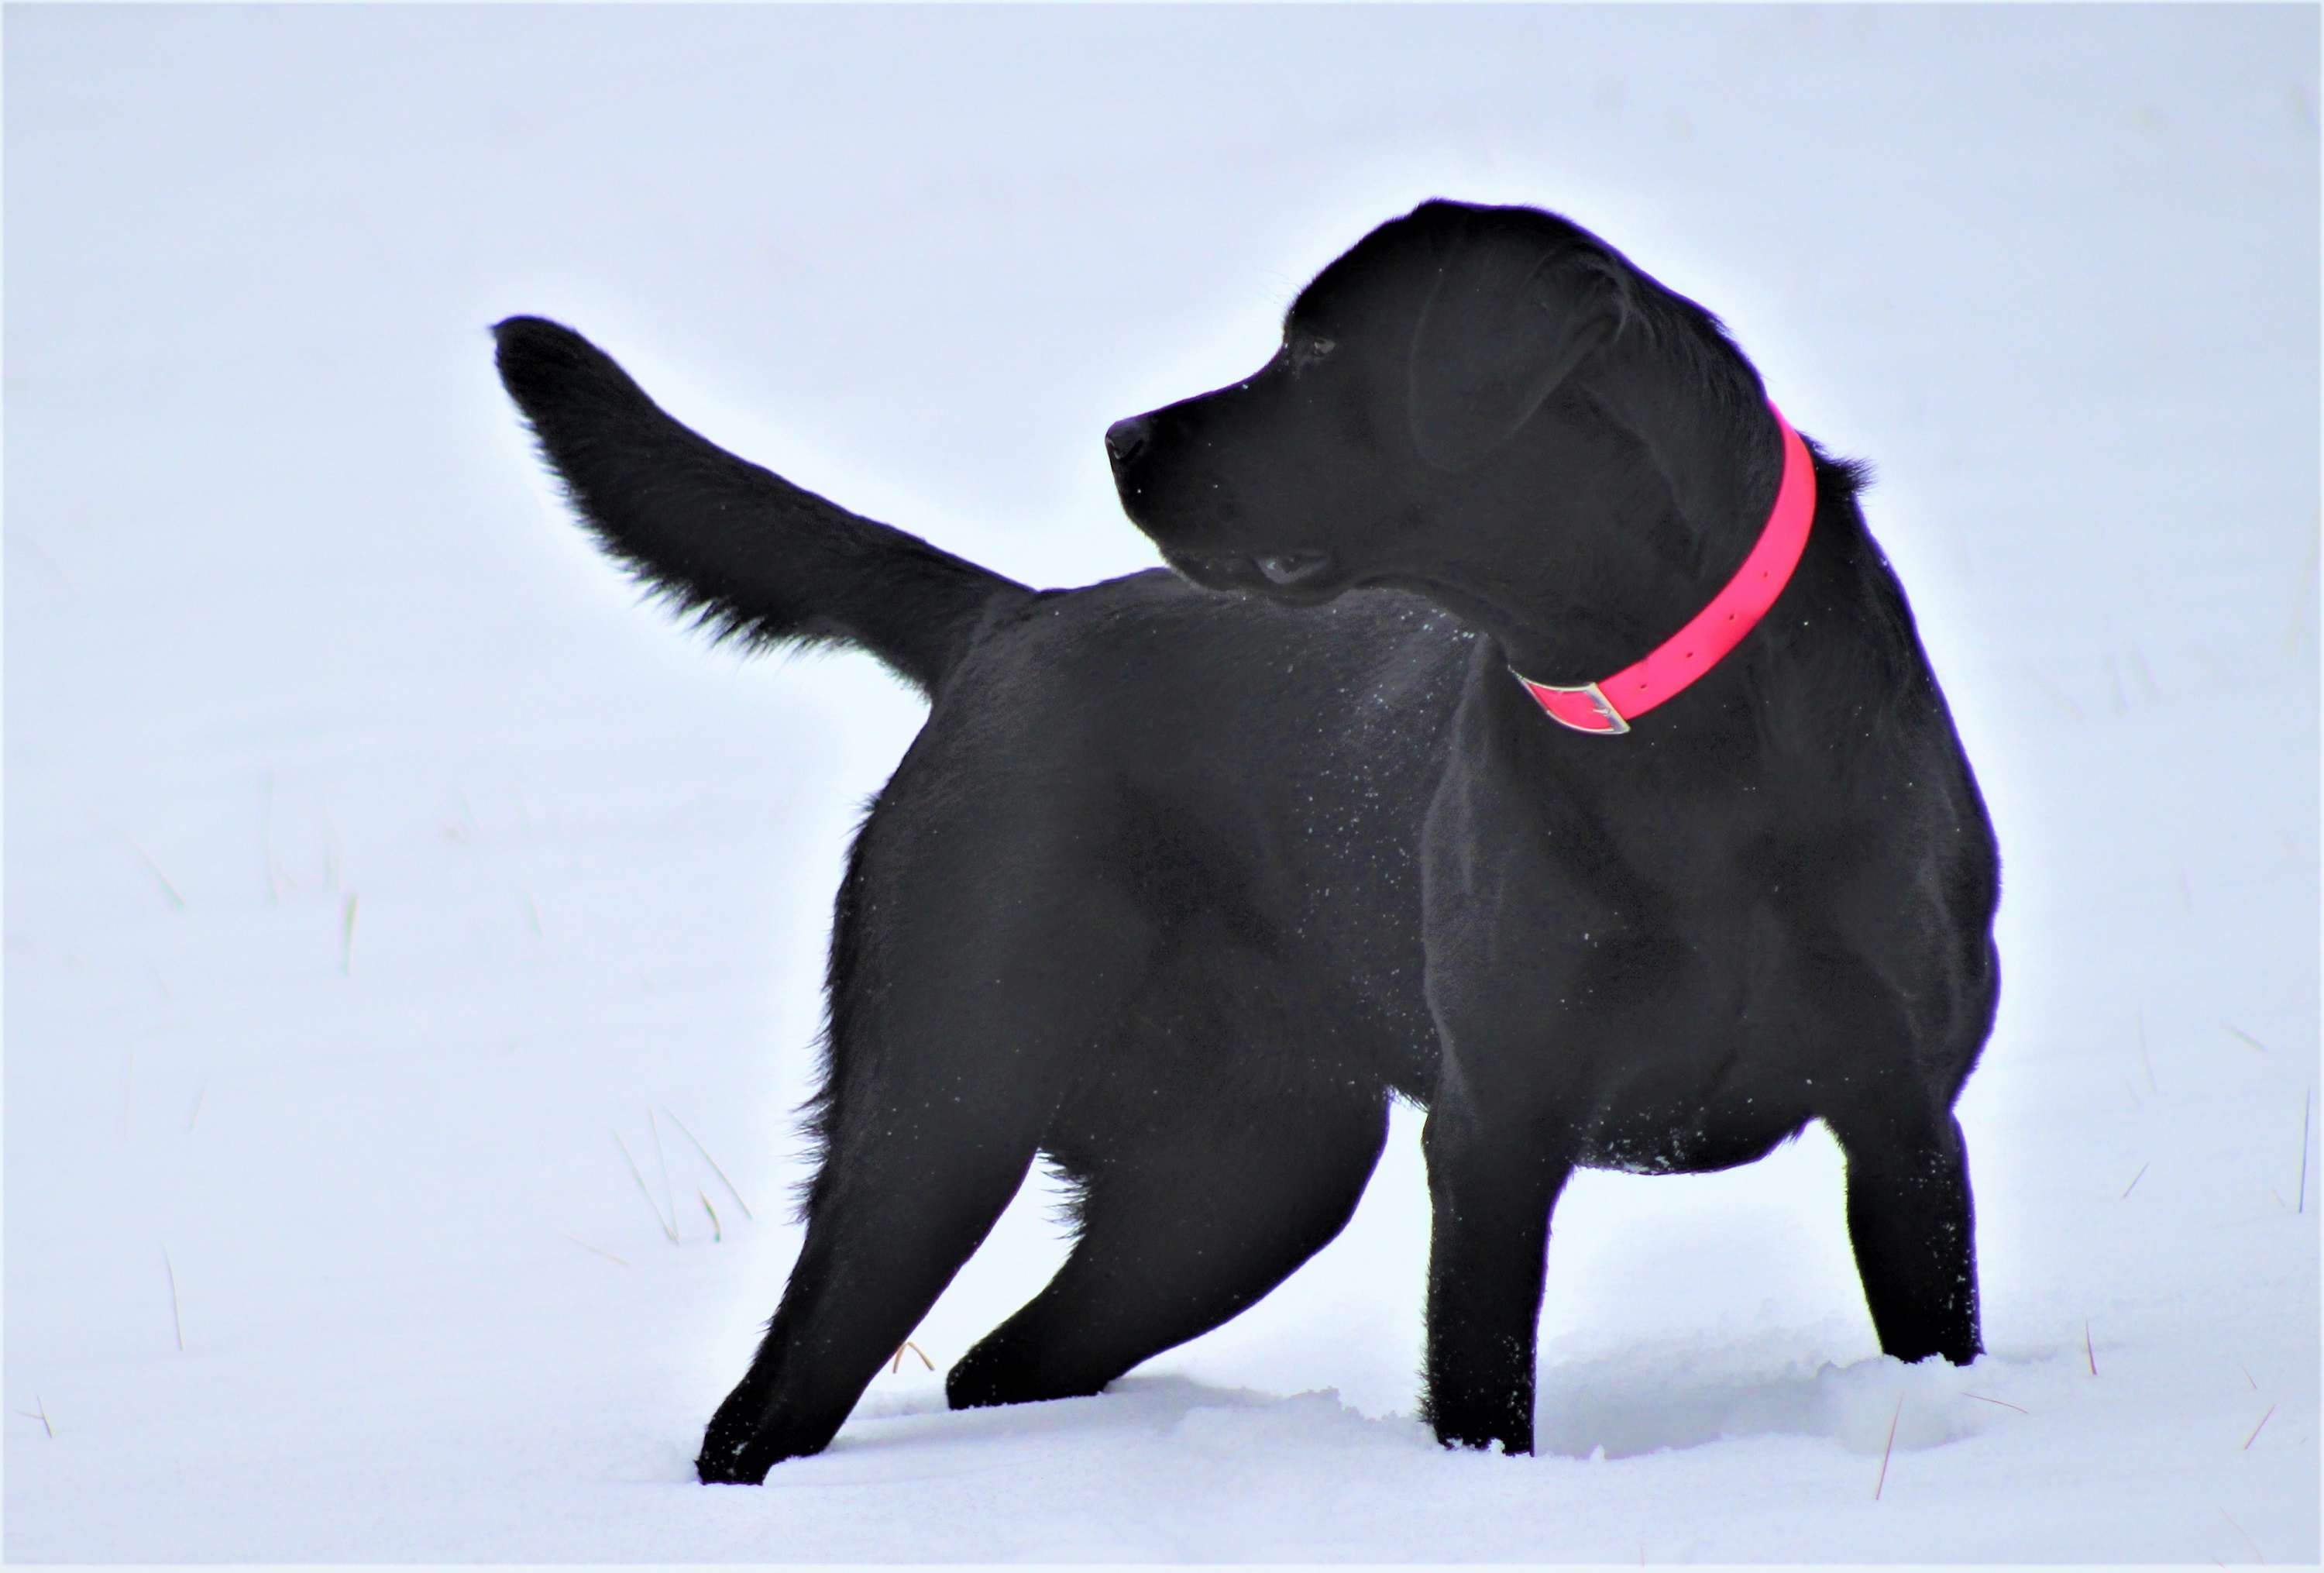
[6,5,2315,1562]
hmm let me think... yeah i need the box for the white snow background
[6,4,2317,1563]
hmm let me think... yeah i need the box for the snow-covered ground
[6,5,2315,1562]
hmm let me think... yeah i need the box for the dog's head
[1108,201,1776,669]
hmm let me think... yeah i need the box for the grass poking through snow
[2298,1089,2310,1213]
[2219,1508,2265,1563]
[662,1107,752,1220]
[559,1234,631,1268]
[1874,1395,1903,1500]
[648,1110,678,1240]
[612,1131,678,1243]
[96,816,186,910]
[163,1247,184,1352]
[605,1113,758,1248]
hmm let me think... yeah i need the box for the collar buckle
[1514,675,1631,735]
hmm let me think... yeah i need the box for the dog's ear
[1407,228,1621,472]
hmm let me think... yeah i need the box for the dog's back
[900,569,1471,1099]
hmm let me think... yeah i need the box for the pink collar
[1513,403,1816,735]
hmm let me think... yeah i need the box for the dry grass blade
[663,1107,754,1220]
[559,1233,632,1268]
[340,893,359,975]
[649,1109,678,1240]
[613,1131,678,1242]
[2084,1320,2098,1376]
[2219,1507,2265,1563]
[96,816,187,910]
[2242,1404,2276,1450]
[164,1247,184,1352]
[2120,1162,2150,1198]
[1963,1392,2029,1415]
[1874,1394,1903,1499]
[890,1340,934,1374]
[2299,1088,2311,1214]
[699,1189,722,1243]
[2224,1024,2271,1054]
[20,1396,55,1438]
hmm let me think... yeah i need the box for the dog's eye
[1291,335,1337,371]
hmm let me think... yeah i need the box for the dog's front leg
[1827,1103,1982,1366]
[1796,944,1985,1368]
[1418,1079,1576,1455]
[1415,666,1590,1456]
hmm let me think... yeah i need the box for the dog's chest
[1415,692,1871,1151]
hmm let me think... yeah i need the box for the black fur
[495,318,1028,695]
[493,198,1998,1483]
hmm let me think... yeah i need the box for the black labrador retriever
[494,199,1998,1484]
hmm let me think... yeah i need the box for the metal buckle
[1515,673,1631,735]
[1556,680,1631,735]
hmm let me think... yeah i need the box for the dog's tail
[493,315,1032,698]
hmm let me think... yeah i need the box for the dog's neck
[1511,404,1813,734]
[1459,332,1793,691]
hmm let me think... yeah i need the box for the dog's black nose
[1105,415,1154,469]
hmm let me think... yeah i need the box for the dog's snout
[1105,415,1155,469]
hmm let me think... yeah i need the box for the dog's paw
[694,1447,772,1485]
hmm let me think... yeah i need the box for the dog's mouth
[1167,548,1345,604]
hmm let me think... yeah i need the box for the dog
[493,198,1999,1485]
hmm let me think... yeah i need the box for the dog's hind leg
[696,1126,1039,1482]
[695,817,1158,1483]
[944,1071,1388,1410]
[1826,1101,1982,1365]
